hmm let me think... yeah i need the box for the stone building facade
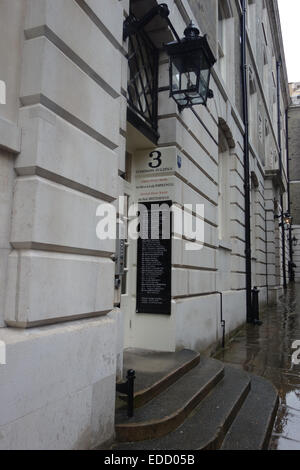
[289,82,300,106]
[0,0,290,449]
[288,94,300,281]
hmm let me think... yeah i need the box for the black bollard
[127,369,135,418]
[116,369,136,418]
[251,286,262,325]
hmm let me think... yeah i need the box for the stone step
[114,365,251,450]
[221,374,279,450]
[115,357,224,443]
[117,348,200,408]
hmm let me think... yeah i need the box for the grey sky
[278,0,300,83]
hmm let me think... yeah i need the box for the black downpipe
[277,61,287,289]
[218,292,226,348]
[241,0,253,322]
[265,208,269,304]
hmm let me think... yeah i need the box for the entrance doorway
[120,123,155,349]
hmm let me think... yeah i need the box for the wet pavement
[214,285,300,450]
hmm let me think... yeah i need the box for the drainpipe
[265,208,269,304]
[241,0,253,322]
[277,60,287,289]
[217,292,226,348]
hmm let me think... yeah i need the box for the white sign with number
[135,146,182,177]
[134,147,183,202]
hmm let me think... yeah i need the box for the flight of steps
[112,349,279,450]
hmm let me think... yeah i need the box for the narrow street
[215,286,300,450]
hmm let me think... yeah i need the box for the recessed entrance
[120,123,175,351]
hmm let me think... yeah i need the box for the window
[247,0,256,54]
[248,66,258,148]
[218,2,226,81]
[127,21,159,143]
[218,127,231,242]
[218,0,234,97]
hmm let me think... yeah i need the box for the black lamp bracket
[123,4,214,113]
[177,88,214,113]
[123,3,181,43]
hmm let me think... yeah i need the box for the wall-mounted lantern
[123,4,216,114]
[283,212,292,230]
[165,22,216,110]
[275,212,293,230]
[292,235,298,247]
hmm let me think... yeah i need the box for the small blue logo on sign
[177,155,182,169]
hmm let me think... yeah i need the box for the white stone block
[172,268,188,297]
[111,308,124,382]
[0,151,14,248]
[158,117,183,147]
[5,250,114,326]
[85,0,124,47]
[174,294,219,351]
[128,311,175,353]
[183,244,216,270]
[20,37,120,148]
[231,255,246,273]
[17,105,118,200]
[118,134,126,174]
[11,176,115,254]
[24,0,121,96]
[182,129,218,183]
[158,90,178,116]
[188,270,216,295]
[230,272,245,290]
[183,106,218,150]
[182,184,217,226]
[221,290,246,336]
[0,117,21,153]
[0,316,116,449]
[0,248,10,327]
[179,156,218,204]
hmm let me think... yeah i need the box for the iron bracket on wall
[116,369,136,418]
[123,3,173,41]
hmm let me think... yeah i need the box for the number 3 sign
[149,151,162,169]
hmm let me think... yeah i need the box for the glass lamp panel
[199,68,210,100]
[190,95,205,105]
[181,71,198,92]
[176,96,189,106]
[172,61,181,92]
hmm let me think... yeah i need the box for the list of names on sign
[136,201,172,315]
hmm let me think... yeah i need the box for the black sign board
[136,201,172,315]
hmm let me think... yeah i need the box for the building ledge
[0,117,21,154]
[265,169,286,194]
